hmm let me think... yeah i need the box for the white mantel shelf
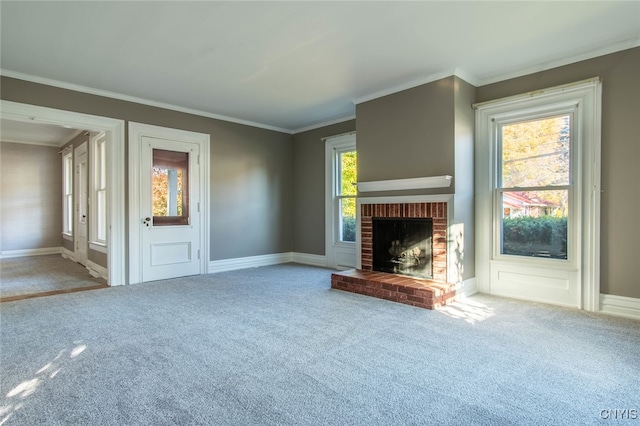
[357,175,452,192]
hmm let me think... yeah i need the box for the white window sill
[89,242,108,254]
[62,233,73,241]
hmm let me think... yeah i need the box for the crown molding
[0,138,61,148]
[352,69,468,106]
[0,128,82,148]
[475,37,640,87]
[3,37,637,135]
[352,37,640,105]
[292,114,356,134]
[0,69,294,134]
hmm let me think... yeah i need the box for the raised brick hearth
[332,200,456,310]
[331,269,456,310]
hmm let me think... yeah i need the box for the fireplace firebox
[372,218,433,279]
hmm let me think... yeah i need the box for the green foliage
[338,150,357,242]
[340,151,357,196]
[501,116,570,209]
[503,216,567,258]
[342,216,356,242]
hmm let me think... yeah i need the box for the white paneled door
[140,136,201,282]
[129,123,209,285]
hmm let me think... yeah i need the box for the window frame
[62,147,74,238]
[474,77,602,310]
[89,132,108,250]
[334,147,357,244]
[324,131,357,269]
[493,107,578,267]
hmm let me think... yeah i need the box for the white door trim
[0,100,126,286]
[474,78,601,310]
[74,142,88,266]
[128,122,210,284]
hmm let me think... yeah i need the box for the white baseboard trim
[209,252,294,274]
[87,260,108,281]
[455,277,478,299]
[600,294,640,320]
[0,247,62,259]
[61,247,76,261]
[291,252,327,268]
[208,252,330,274]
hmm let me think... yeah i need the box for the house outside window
[498,114,571,259]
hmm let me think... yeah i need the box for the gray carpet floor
[0,264,638,425]
[0,255,106,299]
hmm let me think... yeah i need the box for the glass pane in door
[152,149,189,226]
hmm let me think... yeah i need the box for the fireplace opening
[372,218,433,279]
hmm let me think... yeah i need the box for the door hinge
[197,202,200,212]
[197,249,200,259]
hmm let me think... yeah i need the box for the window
[62,149,73,236]
[498,114,571,259]
[475,78,601,308]
[151,149,190,226]
[337,149,357,242]
[90,132,107,246]
[325,132,357,269]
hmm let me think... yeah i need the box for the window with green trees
[338,150,357,242]
[499,114,571,259]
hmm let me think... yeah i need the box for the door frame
[128,122,210,284]
[74,141,88,266]
[474,78,602,310]
[0,100,126,286]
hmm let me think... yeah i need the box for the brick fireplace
[361,202,448,281]
[331,200,456,309]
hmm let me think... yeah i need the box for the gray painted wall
[0,76,294,262]
[0,142,62,251]
[292,120,356,255]
[355,76,475,281]
[476,47,640,299]
[356,76,456,196]
[3,45,636,299]
[452,77,476,280]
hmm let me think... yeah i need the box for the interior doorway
[0,100,126,286]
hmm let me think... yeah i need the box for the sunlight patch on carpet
[437,298,495,324]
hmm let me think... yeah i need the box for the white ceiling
[1,1,639,133]
[0,119,82,147]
